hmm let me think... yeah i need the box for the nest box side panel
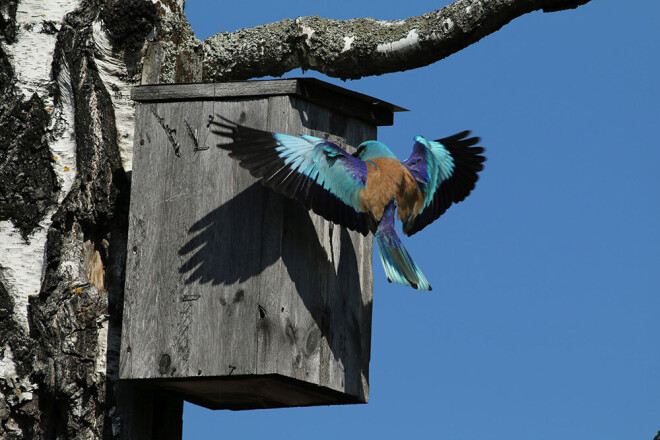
[251,95,374,401]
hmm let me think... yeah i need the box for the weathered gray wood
[120,79,397,410]
[131,81,297,102]
[255,95,296,381]
[314,110,376,400]
[120,102,159,380]
[271,97,330,387]
[184,98,271,380]
[131,78,407,126]
[251,96,374,400]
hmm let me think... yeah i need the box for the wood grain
[120,80,390,409]
[131,78,406,126]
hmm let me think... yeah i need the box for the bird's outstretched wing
[212,116,371,236]
[401,131,485,236]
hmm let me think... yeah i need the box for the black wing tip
[403,223,421,236]
[434,130,474,143]
[434,131,484,153]
[405,130,487,236]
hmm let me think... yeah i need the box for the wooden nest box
[119,78,405,410]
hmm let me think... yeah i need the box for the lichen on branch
[201,0,591,81]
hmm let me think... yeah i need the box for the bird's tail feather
[375,202,431,291]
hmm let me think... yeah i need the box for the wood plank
[121,101,168,380]
[131,81,298,102]
[297,79,395,126]
[318,109,352,395]
[180,98,271,379]
[156,99,206,380]
[254,96,374,398]
[255,95,292,379]
[282,97,329,387]
[253,95,329,386]
[341,113,374,400]
[140,42,163,85]
[354,118,376,401]
[319,112,374,400]
[156,375,359,410]
[131,78,406,126]
[298,78,407,113]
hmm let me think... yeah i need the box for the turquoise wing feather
[212,117,370,235]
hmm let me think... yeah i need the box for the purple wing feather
[402,132,485,236]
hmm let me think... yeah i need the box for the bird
[211,116,485,291]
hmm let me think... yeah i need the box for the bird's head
[354,141,396,161]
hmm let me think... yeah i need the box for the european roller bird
[212,116,485,291]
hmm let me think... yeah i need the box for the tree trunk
[0,0,591,438]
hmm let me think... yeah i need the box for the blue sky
[182,1,659,438]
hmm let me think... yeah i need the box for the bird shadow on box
[178,182,370,400]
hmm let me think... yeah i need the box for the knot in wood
[158,354,171,374]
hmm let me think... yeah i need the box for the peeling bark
[0,14,61,241]
[0,86,60,239]
[0,0,591,438]
[0,0,143,438]
[99,0,156,51]
[26,3,131,434]
[0,271,38,439]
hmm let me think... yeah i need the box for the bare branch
[202,0,592,81]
